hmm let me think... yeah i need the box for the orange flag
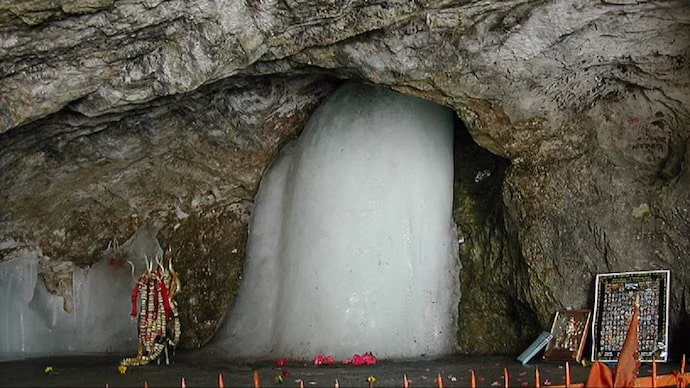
[586,361,614,388]
[614,304,640,388]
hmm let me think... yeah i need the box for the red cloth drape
[130,282,141,317]
[586,361,614,388]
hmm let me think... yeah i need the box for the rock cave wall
[1,0,689,355]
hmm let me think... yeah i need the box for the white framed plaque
[591,270,670,362]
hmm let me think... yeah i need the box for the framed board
[591,270,670,362]
[544,309,591,363]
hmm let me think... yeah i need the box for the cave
[0,0,689,385]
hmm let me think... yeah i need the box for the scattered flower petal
[44,366,53,374]
[276,358,287,367]
[282,370,291,377]
[544,379,552,385]
[367,376,377,383]
[118,365,127,375]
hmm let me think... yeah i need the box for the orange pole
[403,374,410,388]
[470,370,477,388]
[565,362,570,388]
[253,370,260,388]
[535,366,541,388]
[503,368,509,388]
[218,373,225,388]
[683,354,687,374]
[436,373,444,388]
[335,378,339,388]
[144,381,149,388]
[181,377,186,388]
[652,360,658,388]
[299,379,305,388]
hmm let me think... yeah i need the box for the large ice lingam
[214,82,460,359]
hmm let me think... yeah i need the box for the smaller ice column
[0,253,137,359]
[0,226,164,360]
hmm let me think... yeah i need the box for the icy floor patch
[214,82,460,359]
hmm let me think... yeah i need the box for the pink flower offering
[276,358,287,367]
[343,352,376,365]
[313,354,335,366]
[282,370,291,377]
[362,352,377,365]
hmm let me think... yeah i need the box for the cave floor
[0,353,679,387]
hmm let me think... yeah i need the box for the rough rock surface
[0,76,335,348]
[1,0,689,353]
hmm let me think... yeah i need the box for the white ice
[0,226,163,360]
[214,82,460,359]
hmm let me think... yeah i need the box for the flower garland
[120,256,181,367]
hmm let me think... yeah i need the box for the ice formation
[214,82,460,359]
[0,252,136,360]
[0,226,163,360]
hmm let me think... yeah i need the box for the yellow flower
[118,365,127,374]
[367,375,377,383]
[44,366,53,374]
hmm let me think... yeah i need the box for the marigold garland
[120,255,181,367]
